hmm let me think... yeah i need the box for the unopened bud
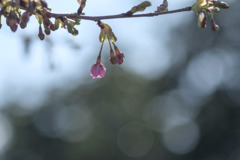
[43,16,51,27]
[28,1,37,12]
[8,13,18,32]
[44,26,51,35]
[10,23,18,32]
[198,12,207,28]
[20,22,27,28]
[20,12,30,29]
[67,24,73,33]
[73,29,79,35]
[213,0,229,9]
[49,22,55,31]
[21,12,30,24]
[77,6,83,15]
[40,0,48,8]
[211,19,220,32]
[38,26,45,40]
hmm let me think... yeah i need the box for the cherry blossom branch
[49,6,193,21]
[1,0,229,79]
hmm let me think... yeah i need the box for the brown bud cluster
[63,17,79,36]
[0,0,80,40]
[0,0,49,32]
[192,0,229,32]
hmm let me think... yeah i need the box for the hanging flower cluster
[90,20,124,79]
[192,0,229,32]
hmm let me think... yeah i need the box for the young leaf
[136,1,151,11]
[126,1,151,16]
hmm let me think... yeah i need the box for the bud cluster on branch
[0,0,229,79]
[192,0,229,32]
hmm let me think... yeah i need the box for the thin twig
[49,6,192,21]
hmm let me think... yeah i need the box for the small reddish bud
[112,43,124,65]
[38,26,45,40]
[211,19,220,32]
[8,13,18,32]
[44,25,51,35]
[21,12,30,24]
[116,54,124,65]
[43,16,51,27]
[10,23,18,32]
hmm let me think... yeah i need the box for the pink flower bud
[90,62,106,79]
[112,42,124,65]
[116,53,124,65]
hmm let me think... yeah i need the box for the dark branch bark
[49,6,192,21]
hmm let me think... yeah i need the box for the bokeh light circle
[163,121,200,155]
[117,121,154,158]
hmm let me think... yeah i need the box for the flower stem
[97,41,104,63]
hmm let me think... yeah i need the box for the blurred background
[0,0,239,160]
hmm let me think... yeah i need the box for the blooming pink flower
[90,62,106,79]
